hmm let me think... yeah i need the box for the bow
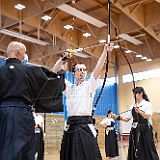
[92,0,111,115]
[113,12,139,159]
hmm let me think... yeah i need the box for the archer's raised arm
[92,44,113,80]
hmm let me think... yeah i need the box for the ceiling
[0,0,160,70]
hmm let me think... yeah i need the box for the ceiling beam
[4,22,21,30]
[111,0,160,44]
[61,5,103,22]
[123,0,147,8]
[93,0,105,8]
[143,37,154,59]
[2,0,71,24]
[43,10,61,29]
[33,0,42,10]
[23,0,71,18]
[1,0,79,47]
[144,2,160,27]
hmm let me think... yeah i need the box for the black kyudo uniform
[100,117,119,158]
[0,58,65,160]
[128,102,159,160]
[105,121,119,158]
[35,126,44,160]
[60,76,102,160]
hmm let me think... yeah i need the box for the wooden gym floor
[44,140,160,160]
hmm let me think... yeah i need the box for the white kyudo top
[126,99,153,125]
[64,75,99,117]
[100,117,113,126]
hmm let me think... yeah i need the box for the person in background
[52,44,113,160]
[123,87,159,160]
[100,109,123,159]
[33,113,44,160]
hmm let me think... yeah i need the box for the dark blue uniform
[0,58,64,160]
[0,56,6,66]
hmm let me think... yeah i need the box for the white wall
[118,58,160,113]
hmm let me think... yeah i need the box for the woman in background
[124,87,159,160]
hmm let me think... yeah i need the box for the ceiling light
[73,52,91,58]
[118,34,143,45]
[141,57,147,60]
[125,50,132,53]
[136,54,142,58]
[14,4,25,10]
[41,15,52,21]
[57,4,106,28]
[113,45,120,49]
[0,29,49,46]
[146,59,152,61]
[83,32,91,37]
[64,24,73,30]
[99,39,106,44]
[74,48,84,52]
[155,0,160,3]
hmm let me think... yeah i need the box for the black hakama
[60,116,102,160]
[128,109,159,160]
[105,127,119,158]
[35,127,44,160]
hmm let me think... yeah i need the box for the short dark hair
[72,63,86,73]
[107,109,112,116]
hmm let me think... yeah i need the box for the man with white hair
[0,41,65,160]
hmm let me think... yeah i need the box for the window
[122,68,160,83]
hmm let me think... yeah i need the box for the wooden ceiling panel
[0,0,160,69]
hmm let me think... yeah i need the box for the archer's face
[74,64,87,82]
[133,92,143,101]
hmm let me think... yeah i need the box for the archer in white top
[126,99,152,125]
[52,44,113,117]
[64,73,99,117]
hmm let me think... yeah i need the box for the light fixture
[125,50,132,53]
[83,32,91,37]
[155,0,160,3]
[41,15,52,21]
[136,54,142,58]
[74,48,84,52]
[99,39,106,44]
[73,52,91,58]
[0,29,49,46]
[64,24,73,30]
[57,4,106,28]
[14,4,25,10]
[146,59,152,61]
[113,45,120,49]
[118,34,143,45]
[141,56,147,60]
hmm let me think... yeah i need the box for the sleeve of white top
[125,105,133,119]
[100,118,111,126]
[89,74,100,93]
[63,79,72,96]
[145,102,152,116]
